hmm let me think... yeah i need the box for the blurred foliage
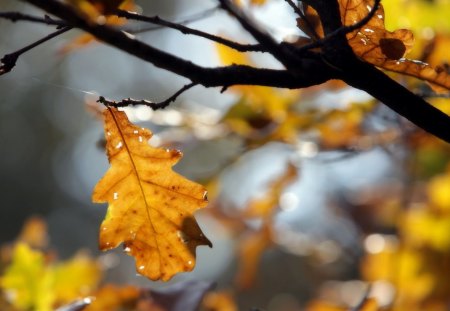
[1,0,450,310]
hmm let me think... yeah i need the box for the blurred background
[1,0,450,310]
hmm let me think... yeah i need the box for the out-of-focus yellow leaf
[362,246,435,302]
[0,243,101,311]
[52,253,101,304]
[382,0,450,33]
[16,216,48,249]
[244,164,298,218]
[316,102,373,149]
[201,291,238,311]
[60,0,136,53]
[235,224,273,289]
[0,243,53,311]
[83,285,140,311]
[306,297,379,311]
[216,44,299,121]
[93,107,211,281]
[427,173,450,213]
[402,207,450,252]
[250,0,267,5]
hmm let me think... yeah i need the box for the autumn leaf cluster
[1,0,450,310]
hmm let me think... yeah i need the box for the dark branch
[0,11,66,27]
[97,82,197,109]
[218,0,304,69]
[128,6,220,34]
[0,26,71,75]
[284,0,320,41]
[296,0,381,53]
[24,0,332,89]
[116,9,265,52]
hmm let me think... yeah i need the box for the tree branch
[0,25,71,75]
[24,0,333,89]
[127,6,219,34]
[97,82,197,109]
[0,11,66,27]
[116,9,264,52]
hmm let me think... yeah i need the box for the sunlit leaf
[60,0,136,53]
[401,207,450,252]
[0,243,101,311]
[201,291,238,311]
[244,163,298,218]
[235,224,272,289]
[427,171,450,213]
[93,107,211,281]
[83,285,140,311]
[340,0,450,90]
[0,243,54,311]
[297,0,450,90]
[52,253,101,305]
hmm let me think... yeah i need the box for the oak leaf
[297,0,450,90]
[340,0,450,90]
[93,107,211,281]
[0,243,100,311]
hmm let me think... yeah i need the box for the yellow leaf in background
[244,163,298,218]
[362,247,435,303]
[83,285,140,311]
[60,0,137,53]
[93,107,211,281]
[382,0,450,33]
[402,207,450,252]
[0,243,53,311]
[306,298,379,311]
[16,216,48,249]
[201,291,238,311]
[235,224,273,289]
[316,103,373,149]
[250,0,267,5]
[52,253,101,305]
[216,44,299,121]
[427,173,450,213]
[0,243,101,311]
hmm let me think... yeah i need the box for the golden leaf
[297,0,450,90]
[235,224,273,289]
[244,163,298,218]
[0,243,100,311]
[83,285,140,311]
[340,0,450,90]
[93,107,211,281]
[201,291,238,311]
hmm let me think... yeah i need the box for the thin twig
[97,82,197,110]
[0,26,71,75]
[0,11,66,27]
[117,9,264,52]
[284,0,320,41]
[218,0,302,69]
[296,0,381,54]
[127,6,219,34]
[417,91,450,98]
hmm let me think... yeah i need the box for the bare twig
[117,9,265,52]
[0,11,66,27]
[127,6,219,34]
[218,0,301,69]
[0,26,71,75]
[296,0,381,54]
[417,90,450,99]
[97,82,197,109]
[284,0,320,41]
